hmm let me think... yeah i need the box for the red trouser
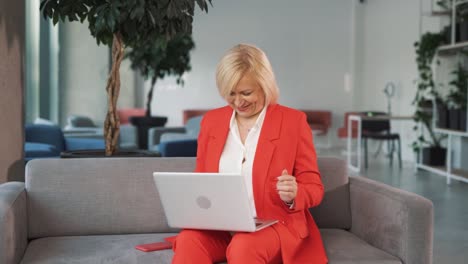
[172,227,282,264]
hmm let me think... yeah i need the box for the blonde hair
[216,44,279,105]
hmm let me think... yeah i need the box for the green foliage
[125,34,195,116]
[413,32,445,108]
[447,63,468,109]
[413,32,446,150]
[40,0,212,46]
[126,34,195,84]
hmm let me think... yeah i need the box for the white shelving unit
[416,0,468,185]
[438,40,468,54]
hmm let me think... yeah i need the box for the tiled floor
[317,146,468,263]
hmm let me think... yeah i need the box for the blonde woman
[172,44,327,264]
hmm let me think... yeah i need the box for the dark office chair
[361,111,402,169]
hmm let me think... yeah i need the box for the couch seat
[321,229,402,264]
[21,233,178,264]
[21,230,402,264]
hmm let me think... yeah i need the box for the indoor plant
[413,31,447,165]
[125,34,195,149]
[447,63,468,130]
[40,0,212,155]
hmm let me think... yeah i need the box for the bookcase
[416,0,468,184]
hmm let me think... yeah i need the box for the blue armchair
[25,124,105,161]
[148,116,202,156]
[157,138,198,157]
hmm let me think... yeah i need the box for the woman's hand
[276,169,297,204]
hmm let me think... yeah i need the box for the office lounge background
[2,0,468,183]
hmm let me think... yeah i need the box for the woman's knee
[174,229,208,248]
[226,233,257,256]
[173,230,231,263]
[174,229,231,252]
[226,231,281,263]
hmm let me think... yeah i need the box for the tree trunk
[146,76,157,117]
[104,32,124,155]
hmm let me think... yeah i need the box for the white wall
[353,0,443,161]
[149,0,354,139]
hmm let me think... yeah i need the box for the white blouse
[218,107,267,218]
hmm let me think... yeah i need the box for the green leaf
[107,14,116,31]
[52,11,59,25]
[39,0,48,11]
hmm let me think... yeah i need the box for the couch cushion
[21,230,402,264]
[26,158,196,239]
[158,139,198,157]
[321,229,402,264]
[311,157,351,230]
[21,233,178,264]
[26,157,351,238]
[25,124,66,152]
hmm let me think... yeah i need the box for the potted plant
[40,0,212,155]
[447,63,468,131]
[413,31,447,166]
[125,34,195,149]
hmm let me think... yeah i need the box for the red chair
[300,110,332,136]
[337,112,360,138]
[117,108,146,124]
[299,110,332,148]
[183,109,211,125]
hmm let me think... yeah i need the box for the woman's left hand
[276,169,297,203]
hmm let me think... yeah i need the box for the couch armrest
[148,127,186,146]
[349,176,433,264]
[0,182,27,264]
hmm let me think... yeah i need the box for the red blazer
[195,104,327,264]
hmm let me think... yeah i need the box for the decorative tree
[40,0,212,155]
[126,34,195,117]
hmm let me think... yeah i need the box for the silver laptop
[153,172,278,232]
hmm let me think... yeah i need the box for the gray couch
[0,157,433,264]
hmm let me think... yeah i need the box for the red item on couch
[164,235,177,244]
[135,241,172,252]
[135,235,177,252]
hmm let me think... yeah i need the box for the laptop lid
[153,172,275,232]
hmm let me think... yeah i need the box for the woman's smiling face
[227,74,266,120]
